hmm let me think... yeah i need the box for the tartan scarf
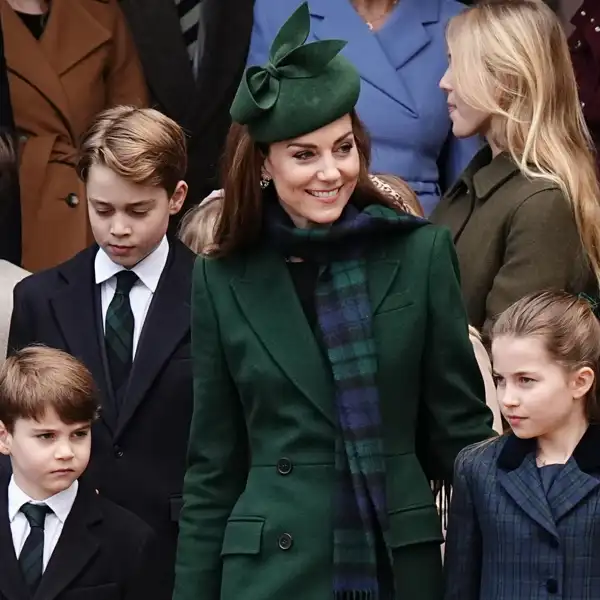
[265,200,427,599]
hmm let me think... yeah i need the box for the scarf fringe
[333,592,375,600]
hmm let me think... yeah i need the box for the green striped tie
[19,503,51,592]
[105,270,138,397]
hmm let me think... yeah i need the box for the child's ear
[571,366,595,400]
[169,181,188,216]
[0,421,12,456]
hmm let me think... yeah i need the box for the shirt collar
[94,236,170,293]
[8,477,79,524]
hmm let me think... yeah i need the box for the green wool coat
[173,224,494,600]
[431,146,595,333]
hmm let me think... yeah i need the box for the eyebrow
[30,424,90,433]
[287,131,353,149]
[89,198,156,208]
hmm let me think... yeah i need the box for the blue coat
[248,0,482,215]
[444,426,600,600]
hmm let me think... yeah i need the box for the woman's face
[263,114,360,228]
[439,57,491,139]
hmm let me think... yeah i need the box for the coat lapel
[0,476,29,600]
[1,2,72,131]
[497,452,558,538]
[118,0,196,126]
[50,248,117,433]
[230,248,336,424]
[547,457,600,522]
[367,248,401,315]
[34,484,101,600]
[114,242,194,439]
[41,0,111,78]
[309,0,433,117]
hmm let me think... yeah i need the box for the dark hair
[0,132,17,204]
[211,110,400,257]
[492,291,600,421]
[0,346,100,433]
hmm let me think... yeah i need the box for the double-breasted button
[277,458,293,475]
[114,445,124,458]
[546,578,558,594]
[278,533,293,551]
[65,193,79,208]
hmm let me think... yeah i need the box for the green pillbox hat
[230,2,361,144]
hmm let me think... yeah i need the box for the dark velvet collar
[498,423,600,474]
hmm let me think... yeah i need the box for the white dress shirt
[9,477,78,571]
[95,237,169,357]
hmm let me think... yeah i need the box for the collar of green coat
[446,145,520,203]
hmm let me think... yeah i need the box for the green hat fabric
[230,2,361,144]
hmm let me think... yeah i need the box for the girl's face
[439,58,492,139]
[263,114,360,229]
[492,335,593,439]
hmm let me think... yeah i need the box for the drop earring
[260,173,272,189]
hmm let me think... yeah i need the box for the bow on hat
[232,2,348,124]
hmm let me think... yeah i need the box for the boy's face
[86,164,187,268]
[0,409,92,501]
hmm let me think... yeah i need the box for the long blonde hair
[447,0,600,283]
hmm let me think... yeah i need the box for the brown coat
[430,146,594,333]
[1,0,148,272]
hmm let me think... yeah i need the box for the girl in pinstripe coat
[444,291,600,600]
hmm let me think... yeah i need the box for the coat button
[114,445,124,458]
[277,458,293,475]
[546,578,558,594]
[278,533,293,551]
[65,193,79,207]
[549,537,559,549]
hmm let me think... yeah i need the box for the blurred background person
[431,0,600,333]
[0,23,20,266]
[1,0,147,272]
[248,0,482,216]
[119,0,254,232]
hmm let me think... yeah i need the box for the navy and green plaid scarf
[266,200,426,600]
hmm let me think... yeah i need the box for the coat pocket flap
[221,518,265,556]
[385,505,444,549]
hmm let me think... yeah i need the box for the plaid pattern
[105,270,138,397]
[266,201,426,599]
[444,435,600,600]
[19,503,51,593]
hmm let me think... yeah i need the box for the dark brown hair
[0,133,17,203]
[77,106,187,197]
[492,291,600,421]
[0,346,100,433]
[211,110,399,257]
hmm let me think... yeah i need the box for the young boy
[0,346,156,600]
[7,107,196,600]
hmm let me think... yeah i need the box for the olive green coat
[431,146,594,332]
[173,224,494,600]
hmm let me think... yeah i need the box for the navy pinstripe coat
[444,425,600,600]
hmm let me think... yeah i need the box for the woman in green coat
[173,4,494,600]
[430,1,600,334]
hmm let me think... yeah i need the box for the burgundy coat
[570,1,600,173]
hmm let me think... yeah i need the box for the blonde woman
[431,0,600,334]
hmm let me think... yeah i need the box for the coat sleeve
[173,258,249,600]
[418,228,495,483]
[443,447,482,600]
[104,0,149,107]
[123,528,160,600]
[7,280,35,355]
[484,188,587,332]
